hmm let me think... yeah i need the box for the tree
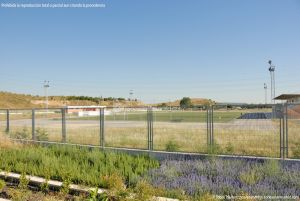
[158,103,167,108]
[180,97,193,109]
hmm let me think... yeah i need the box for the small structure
[274,94,300,103]
[273,94,300,118]
[65,106,110,117]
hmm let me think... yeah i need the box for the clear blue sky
[0,0,300,103]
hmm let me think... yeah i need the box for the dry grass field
[1,108,299,158]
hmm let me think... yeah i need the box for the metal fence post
[147,107,150,150]
[32,109,36,140]
[206,108,210,150]
[285,103,289,158]
[279,116,282,158]
[282,104,286,160]
[62,108,66,143]
[100,109,102,147]
[100,108,105,148]
[151,107,154,150]
[211,105,214,146]
[147,107,153,151]
[6,109,9,133]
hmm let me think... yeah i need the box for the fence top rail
[0,108,63,111]
[0,106,152,111]
[287,102,300,106]
[0,103,296,111]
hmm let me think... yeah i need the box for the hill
[0,91,143,109]
[156,98,214,107]
[0,91,42,109]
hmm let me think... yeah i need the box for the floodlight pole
[44,81,50,111]
[268,60,275,104]
[129,89,133,107]
[264,83,267,104]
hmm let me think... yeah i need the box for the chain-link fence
[287,103,300,158]
[211,105,280,157]
[152,108,208,153]
[0,104,298,159]
[0,110,7,136]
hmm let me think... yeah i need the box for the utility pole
[129,90,133,101]
[264,83,267,104]
[129,89,133,107]
[268,60,275,104]
[44,81,50,111]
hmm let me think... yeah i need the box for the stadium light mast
[268,60,275,104]
[43,80,50,110]
[264,83,267,104]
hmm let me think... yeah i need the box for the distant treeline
[49,96,128,103]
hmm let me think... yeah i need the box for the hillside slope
[157,98,214,107]
[0,92,42,109]
[0,91,143,109]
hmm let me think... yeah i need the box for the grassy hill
[0,91,214,109]
[156,98,214,107]
[0,91,143,109]
[0,91,42,109]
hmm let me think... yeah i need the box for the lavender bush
[144,158,300,197]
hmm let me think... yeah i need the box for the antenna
[43,80,50,111]
[268,60,275,104]
[264,83,267,104]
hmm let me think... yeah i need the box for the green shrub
[11,127,30,139]
[292,142,300,158]
[132,180,155,201]
[262,160,280,177]
[196,193,218,201]
[41,167,51,193]
[207,142,222,155]
[35,128,49,141]
[100,173,125,190]
[239,169,262,185]
[18,172,29,190]
[0,179,5,191]
[87,188,98,201]
[101,173,129,200]
[225,142,234,154]
[0,145,159,188]
[60,170,71,195]
[165,141,180,152]
[7,188,32,201]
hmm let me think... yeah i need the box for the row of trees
[49,96,130,104]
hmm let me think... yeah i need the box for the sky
[0,0,300,104]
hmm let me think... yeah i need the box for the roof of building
[274,94,300,100]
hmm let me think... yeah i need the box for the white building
[65,106,111,116]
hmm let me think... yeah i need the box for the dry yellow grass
[3,118,300,158]
[0,132,22,149]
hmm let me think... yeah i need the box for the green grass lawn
[68,110,243,123]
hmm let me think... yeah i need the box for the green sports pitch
[69,110,245,123]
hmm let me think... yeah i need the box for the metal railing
[0,103,299,159]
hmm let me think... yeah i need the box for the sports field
[70,110,243,123]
